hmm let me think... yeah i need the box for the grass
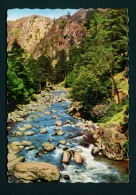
[106,104,127,125]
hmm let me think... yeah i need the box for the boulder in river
[21,140,32,146]
[73,151,84,164]
[55,120,63,126]
[64,175,70,180]
[59,140,66,145]
[62,151,71,164]
[13,162,60,182]
[23,124,32,130]
[12,131,23,137]
[45,111,51,115]
[91,146,100,155]
[40,128,47,134]
[42,142,55,152]
[52,110,56,113]
[24,131,35,136]
[56,130,64,136]
[28,145,36,150]
[18,127,27,131]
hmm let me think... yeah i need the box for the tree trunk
[111,73,120,104]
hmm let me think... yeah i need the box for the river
[7,89,129,183]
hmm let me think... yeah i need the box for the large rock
[40,128,47,134]
[59,140,66,145]
[8,141,24,154]
[92,146,99,155]
[73,151,84,164]
[62,151,71,164]
[55,120,63,126]
[42,142,55,151]
[18,127,27,131]
[45,111,51,115]
[24,131,35,136]
[8,155,25,172]
[56,130,64,136]
[12,131,23,137]
[14,162,60,182]
[21,140,32,146]
[23,124,32,130]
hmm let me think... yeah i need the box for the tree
[53,49,67,83]
[67,11,71,18]
[7,60,29,108]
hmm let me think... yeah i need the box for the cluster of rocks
[7,88,67,126]
[67,101,83,119]
[62,149,84,165]
[79,122,127,161]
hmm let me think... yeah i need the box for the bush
[31,94,38,101]
[123,140,129,158]
[59,18,67,29]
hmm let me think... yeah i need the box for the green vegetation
[7,40,53,111]
[123,140,129,157]
[64,8,128,121]
[8,9,128,129]
[59,18,67,29]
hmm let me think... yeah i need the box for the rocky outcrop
[81,123,128,161]
[7,15,53,54]
[8,154,25,172]
[13,162,60,182]
[8,141,24,154]
[67,102,83,117]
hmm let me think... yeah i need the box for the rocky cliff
[7,8,96,58]
[7,15,53,54]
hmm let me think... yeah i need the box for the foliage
[123,140,129,158]
[64,8,128,117]
[59,18,67,29]
[52,49,67,83]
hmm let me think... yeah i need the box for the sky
[7,8,79,21]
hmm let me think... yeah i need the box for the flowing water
[8,89,129,183]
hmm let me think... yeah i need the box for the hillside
[7,9,96,58]
[7,15,53,54]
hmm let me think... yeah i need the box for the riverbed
[7,88,129,183]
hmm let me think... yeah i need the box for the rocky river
[7,87,129,183]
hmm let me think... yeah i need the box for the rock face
[7,9,97,59]
[7,15,53,54]
[13,162,60,182]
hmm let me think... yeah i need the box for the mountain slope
[7,15,53,54]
